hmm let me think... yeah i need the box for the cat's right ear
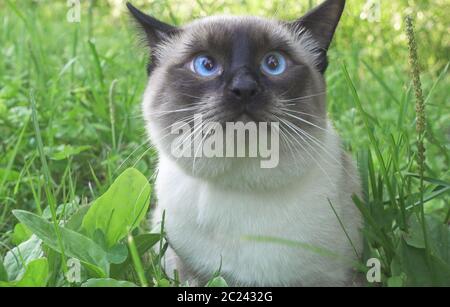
[126,2,178,49]
[288,0,345,73]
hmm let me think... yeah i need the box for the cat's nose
[228,70,260,101]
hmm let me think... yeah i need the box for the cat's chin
[150,127,336,191]
[148,116,339,190]
[226,111,263,123]
[157,152,312,191]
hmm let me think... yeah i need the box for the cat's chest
[154,157,343,285]
[155,158,332,237]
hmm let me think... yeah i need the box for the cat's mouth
[235,111,258,123]
[201,104,273,125]
[221,105,269,123]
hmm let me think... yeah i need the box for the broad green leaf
[387,276,404,287]
[92,225,128,264]
[16,258,48,287]
[42,199,79,220]
[109,234,160,278]
[4,235,43,281]
[81,278,138,287]
[206,276,228,287]
[155,278,171,287]
[13,210,109,277]
[12,223,32,245]
[403,216,427,249]
[44,247,62,287]
[81,168,151,248]
[400,206,450,284]
[107,243,128,264]
[134,233,161,254]
[65,205,90,232]
[403,215,450,262]
[394,239,450,286]
[93,229,107,249]
[0,168,20,183]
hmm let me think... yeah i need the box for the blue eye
[191,55,221,77]
[261,52,286,76]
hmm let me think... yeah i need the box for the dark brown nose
[227,69,260,101]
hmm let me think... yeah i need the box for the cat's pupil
[202,57,215,70]
[266,55,279,70]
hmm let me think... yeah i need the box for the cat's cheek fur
[151,122,362,286]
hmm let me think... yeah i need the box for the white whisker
[278,91,326,103]
[278,108,325,120]
[282,110,331,134]
[278,117,335,187]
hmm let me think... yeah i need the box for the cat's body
[128,0,363,286]
[153,124,361,286]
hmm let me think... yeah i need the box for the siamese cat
[127,0,362,286]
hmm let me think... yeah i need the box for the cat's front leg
[151,205,203,286]
[159,244,202,286]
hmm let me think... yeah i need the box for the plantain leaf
[15,258,49,287]
[13,210,109,277]
[11,223,32,245]
[3,235,43,281]
[81,168,151,248]
[206,276,228,287]
[134,233,161,254]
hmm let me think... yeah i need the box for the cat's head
[128,0,345,188]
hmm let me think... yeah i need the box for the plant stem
[405,14,432,280]
[109,79,118,151]
[128,233,148,287]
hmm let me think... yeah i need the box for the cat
[127,0,363,286]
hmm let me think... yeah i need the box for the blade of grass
[109,79,118,151]
[88,40,106,91]
[0,115,30,195]
[127,233,148,287]
[327,198,360,259]
[30,90,68,273]
[243,235,367,272]
[341,62,397,207]
[424,61,449,105]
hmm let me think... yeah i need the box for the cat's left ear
[289,0,346,73]
[126,2,178,49]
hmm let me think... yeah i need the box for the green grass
[0,0,449,287]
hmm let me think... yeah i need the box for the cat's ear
[126,2,178,49]
[289,0,345,73]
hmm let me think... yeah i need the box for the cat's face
[148,16,326,125]
[128,0,346,185]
